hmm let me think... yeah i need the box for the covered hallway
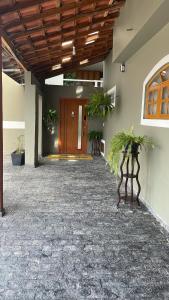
[1,158,169,299]
[2,0,169,299]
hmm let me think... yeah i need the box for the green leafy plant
[64,72,76,86]
[43,109,58,134]
[88,131,103,141]
[16,135,24,154]
[64,72,76,79]
[108,127,154,175]
[86,92,113,118]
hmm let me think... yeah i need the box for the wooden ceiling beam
[0,0,125,80]
[17,26,113,54]
[1,34,28,70]
[24,41,112,64]
[4,0,101,29]
[8,9,119,40]
[0,0,49,15]
[31,48,111,72]
[39,53,108,79]
[22,34,113,59]
[15,23,113,49]
[15,24,113,50]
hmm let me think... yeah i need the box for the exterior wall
[2,73,25,155]
[43,85,103,155]
[113,0,163,61]
[103,20,169,228]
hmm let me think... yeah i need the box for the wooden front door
[59,99,88,154]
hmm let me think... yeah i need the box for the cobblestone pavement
[0,157,169,299]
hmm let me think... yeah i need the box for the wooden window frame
[145,64,169,120]
[141,54,169,128]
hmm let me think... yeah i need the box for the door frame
[58,98,88,154]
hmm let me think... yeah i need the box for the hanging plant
[43,109,58,135]
[86,92,113,118]
[108,127,154,175]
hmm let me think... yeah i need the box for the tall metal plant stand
[117,150,141,208]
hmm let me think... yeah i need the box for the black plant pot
[11,151,25,166]
[124,142,140,156]
[131,142,140,155]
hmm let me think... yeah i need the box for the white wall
[2,73,25,155]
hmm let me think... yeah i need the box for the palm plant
[88,131,103,141]
[108,127,154,175]
[86,92,113,118]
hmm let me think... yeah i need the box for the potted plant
[86,92,113,118]
[43,108,58,135]
[11,135,25,166]
[108,127,154,175]
[88,131,103,156]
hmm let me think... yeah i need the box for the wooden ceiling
[2,40,25,84]
[0,0,125,81]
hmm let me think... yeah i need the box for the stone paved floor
[1,157,169,299]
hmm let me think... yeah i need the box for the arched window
[145,64,169,119]
[141,55,169,128]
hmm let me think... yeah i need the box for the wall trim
[3,121,25,129]
[141,54,169,128]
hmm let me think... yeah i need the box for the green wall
[103,21,169,229]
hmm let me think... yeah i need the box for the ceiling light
[73,46,76,56]
[85,40,95,45]
[62,40,73,47]
[52,64,61,70]
[80,59,89,65]
[88,31,99,36]
[62,57,71,63]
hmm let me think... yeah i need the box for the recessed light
[62,57,71,63]
[73,46,76,56]
[62,40,73,47]
[88,31,99,36]
[52,64,61,70]
[80,59,89,65]
[85,40,95,45]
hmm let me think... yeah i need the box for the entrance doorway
[59,98,88,154]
